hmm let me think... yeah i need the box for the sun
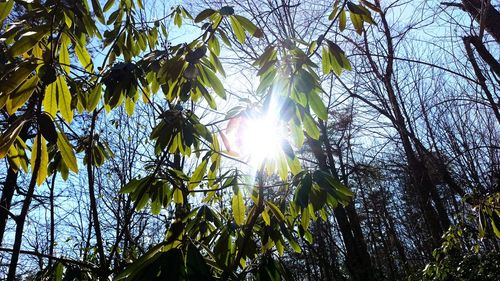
[223,110,286,167]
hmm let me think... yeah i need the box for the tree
[0,0,369,279]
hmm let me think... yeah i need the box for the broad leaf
[57,132,78,173]
[232,189,245,225]
[31,135,48,186]
[56,76,73,123]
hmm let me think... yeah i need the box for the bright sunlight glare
[239,115,284,167]
[224,105,286,168]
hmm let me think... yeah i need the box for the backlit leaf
[339,9,346,31]
[56,76,73,123]
[308,91,327,120]
[0,0,13,22]
[43,81,57,117]
[233,15,262,38]
[232,189,245,225]
[31,135,48,186]
[57,132,78,173]
[229,16,245,44]
[266,201,285,222]
[262,207,271,225]
[59,35,70,74]
[302,113,320,140]
[74,36,93,72]
[188,158,208,190]
[6,75,38,115]
[173,188,184,205]
[8,30,46,57]
[0,117,28,158]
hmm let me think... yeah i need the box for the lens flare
[223,110,285,167]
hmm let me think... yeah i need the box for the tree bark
[7,134,42,281]
[462,0,500,43]
[0,167,18,246]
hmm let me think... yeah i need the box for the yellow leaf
[43,81,57,117]
[173,188,184,205]
[31,135,48,186]
[262,207,271,225]
[266,200,285,222]
[232,190,245,226]
[277,152,288,180]
[6,75,39,115]
[0,117,28,158]
[59,35,70,73]
[56,76,73,123]
[57,132,78,173]
[188,159,208,190]
[124,97,135,116]
[7,145,20,171]
[74,35,93,72]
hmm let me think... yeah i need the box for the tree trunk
[462,0,500,43]
[307,138,375,281]
[0,167,18,246]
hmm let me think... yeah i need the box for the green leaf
[188,158,208,190]
[210,51,225,77]
[174,11,182,27]
[491,212,500,238]
[195,9,216,23]
[232,189,245,225]
[57,132,78,173]
[302,112,320,140]
[262,207,271,225]
[173,188,184,205]
[186,243,215,281]
[277,152,288,180]
[350,12,363,34]
[124,97,135,116]
[288,237,302,253]
[328,2,339,20]
[233,15,262,38]
[54,262,63,281]
[229,15,246,44]
[151,196,161,215]
[286,156,302,175]
[103,0,115,12]
[120,177,150,194]
[0,116,28,158]
[43,81,57,118]
[114,243,167,280]
[321,47,331,74]
[31,135,48,186]
[87,84,101,112]
[59,35,70,74]
[290,120,304,148]
[56,76,73,123]
[0,61,37,96]
[339,9,346,31]
[199,65,225,99]
[208,36,220,56]
[74,35,93,72]
[266,201,285,222]
[8,30,46,57]
[6,75,38,115]
[308,91,328,120]
[0,0,14,22]
[91,0,105,23]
